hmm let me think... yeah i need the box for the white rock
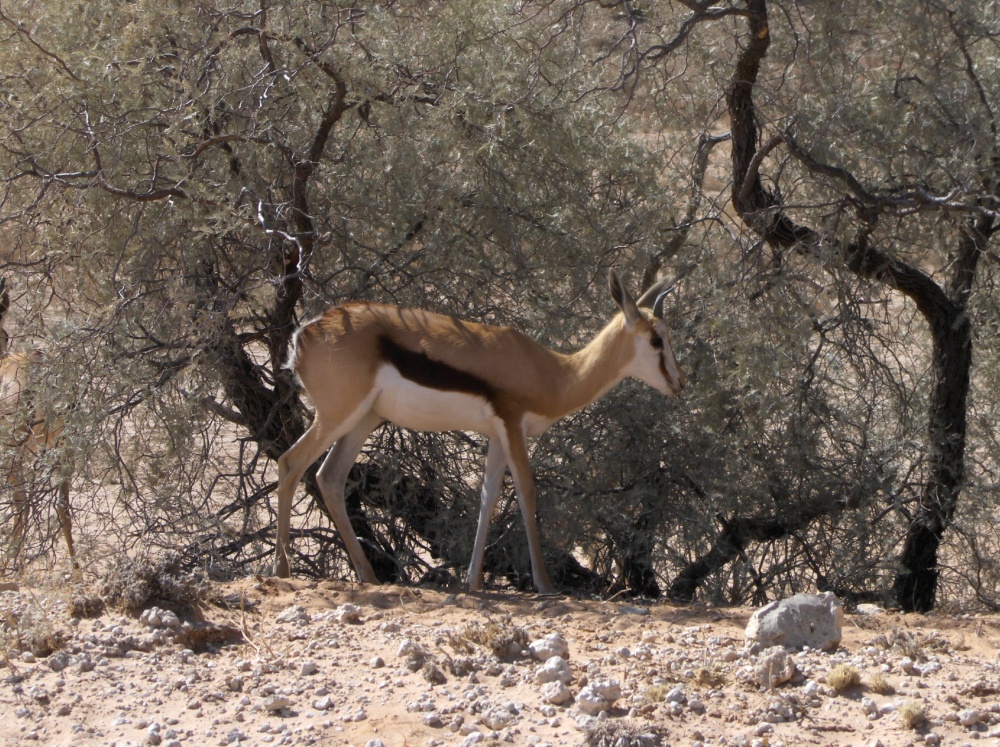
[861,697,879,717]
[300,661,318,676]
[47,653,68,672]
[855,603,884,616]
[529,633,569,661]
[916,660,941,676]
[261,695,291,712]
[480,706,514,730]
[755,646,797,689]
[576,688,608,716]
[276,605,309,624]
[541,680,573,705]
[665,684,686,704]
[576,678,621,715]
[744,592,843,652]
[334,604,363,624]
[313,695,334,711]
[959,708,982,727]
[535,656,572,685]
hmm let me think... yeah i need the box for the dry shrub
[445,619,528,659]
[694,665,727,688]
[872,628,927,660]
[98,553,207,615]
[826,663,862,693]
[644,683,671,703]
[1,608,65,659]
[898,700,926,729]
[585,720,662,747]
[66,593,105,619]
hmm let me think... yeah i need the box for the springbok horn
[636,276,674,314]
[652,288,673,319]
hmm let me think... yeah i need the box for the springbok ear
[607,268,640,326]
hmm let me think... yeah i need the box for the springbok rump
[273,269,685,593]
[0,278,76,574]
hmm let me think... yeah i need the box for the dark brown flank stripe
[377,335,498,403]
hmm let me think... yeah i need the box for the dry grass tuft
[897,700,926,729]
[826,663,862,693]
[867,672,895,695]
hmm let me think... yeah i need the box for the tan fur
[274,270,685,593]
[292,302,646,428]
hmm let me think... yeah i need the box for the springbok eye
[650,335,664,350]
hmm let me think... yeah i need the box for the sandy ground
[1,577,999,747]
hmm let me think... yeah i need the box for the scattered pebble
[0,585,993,747]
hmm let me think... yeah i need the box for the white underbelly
[373,365,497,434]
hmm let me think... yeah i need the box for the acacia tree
[0,1,696,587]
[591,0,996,610]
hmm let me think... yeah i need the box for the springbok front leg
[497,420,557,595]
[468,438,508,592]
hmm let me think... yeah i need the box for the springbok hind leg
[274,420,342,578]
[467,439,507,592]
[315,412,383,585]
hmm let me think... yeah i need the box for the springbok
[0,278,76,573]
[274,269,685,593]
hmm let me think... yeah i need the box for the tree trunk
[726,0,987,611]
[893,223,983,611]
[620,512,662,598]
